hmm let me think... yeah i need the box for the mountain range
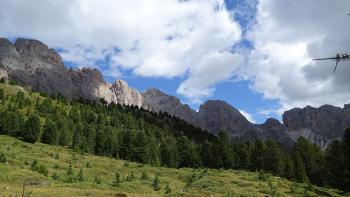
[1,38,349,148]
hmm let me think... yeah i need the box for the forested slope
[0,81,349,194]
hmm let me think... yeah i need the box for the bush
[30,160,48,176]
[141,170,149,180]
[30,160,38,170]
[0,77,6,84]
[0,89,5,100]
[53,163,60,169]
[94,176,102,184]
[54,152,60,159]
[258,171,271,182]
[165,183,172,194]
[153,175,160,191]
[86,161,92,168]
[112,172,121,186]
[38,165,49,176]
[9,79,18,85]
[0,152,7,163]
[78,168,84,182]
[52,172,60,181]
[66,163,75,183]
[126,172,135,182]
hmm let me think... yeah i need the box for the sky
[1,0,350,123]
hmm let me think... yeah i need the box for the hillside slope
[0,135,344,197]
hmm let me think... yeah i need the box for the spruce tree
[283,154,295,180]
[292,151,309,183]
[264,140,284,176]
[22,114,41,143]
[41,119,59,145]
[250,139,266,171]
[133,131,150,163]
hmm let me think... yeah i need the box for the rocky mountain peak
[14,38,63,67]
[198,100,254,136]
[142,88,197,123]
[344,104,350,111]
[263,118,282,127]
[109,79,143,107]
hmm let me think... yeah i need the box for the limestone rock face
[0,38,143,107]
[283,104,350,149]
[142,88,197,123]
[142,92,294,146]
[109,80,143,107]
[197,100,255,136]
[0,68,8,80]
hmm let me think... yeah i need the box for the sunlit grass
[0,135,345,197]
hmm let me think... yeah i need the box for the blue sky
[2,0,350,124]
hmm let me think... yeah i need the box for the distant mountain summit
[1,38,349,148]
[0,38,143,107]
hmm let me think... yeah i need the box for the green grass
[0,135,346,197]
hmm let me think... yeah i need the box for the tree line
[0,86,349,192]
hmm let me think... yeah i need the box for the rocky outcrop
[283,104,350,148]
[0,68,8,80]
[197,100,255,136]
[142,93,294,146]
[141,89,349,148]
[110,80,143,107]
[142,88,197,123]
[0,38,143,107]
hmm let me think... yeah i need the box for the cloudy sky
[1,0,350,123]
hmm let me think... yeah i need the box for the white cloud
[239,109,256,123]
[245,0,350,114]
[0,0,242,103]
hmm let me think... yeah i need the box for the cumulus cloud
[0,0,242,102]
[245,0,350,114]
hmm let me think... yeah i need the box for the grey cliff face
[0,38,143,107]
[141,89,349,148]
[0,38,348,148]
[197,100,255,136]
[142,88,197,123]
[283,104,350,149]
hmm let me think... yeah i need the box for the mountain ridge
[1,37,349,148]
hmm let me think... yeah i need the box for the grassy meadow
[0,135,346,197]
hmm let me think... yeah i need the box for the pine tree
[133,131,150,163]
[294,137,326,185]
[22,114,41,143]
[283,154,295,180]
[41,119,59,145]
[160,136,180,168]
[58,118,71,146]
[250,139,266,171]
[292,151,309,183]
[264,140,284,176]
[72,123,83,151]
[217,130,235,169]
